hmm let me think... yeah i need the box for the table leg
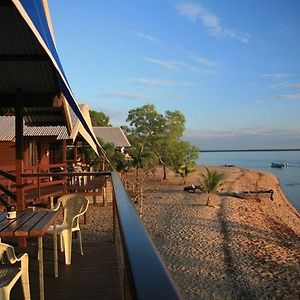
[54,219,58,277]
[38,236,44,300]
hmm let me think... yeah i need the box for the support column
[62,140,67,164]
[15,90,27,248]
[62,140,67,193]
[74,140,78,163]
[15,90,25,211]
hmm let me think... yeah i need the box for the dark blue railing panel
[111,172,181,300]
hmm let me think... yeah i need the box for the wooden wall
[0,141,15,168]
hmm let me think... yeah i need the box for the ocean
[197,150,300,212]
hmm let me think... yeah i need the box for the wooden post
[38,165,41,203]
[15,90,26,247]
[15,91,25,211]
[62,140,67,165]
[62,140,67,192]
[74,140,78,163]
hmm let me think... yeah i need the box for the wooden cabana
[0,0,100,211]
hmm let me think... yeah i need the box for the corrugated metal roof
[0,104,100,156]
[0,115,65,140]
[56,104,99,155]
[93,127,131,147]
[0,116,16,141]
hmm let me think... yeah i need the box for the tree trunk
[206,193,211,206]
[139,184,144,217]
[163,163,167,180]
[135,166,139,193]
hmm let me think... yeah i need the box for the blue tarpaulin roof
[12,0,100,149]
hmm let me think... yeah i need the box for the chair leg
[0,288,10,300]
[20,254,31,300]
[77,230,83,255]
[60,234,64,252]
[21,271,31,300]
[61,231,72,265]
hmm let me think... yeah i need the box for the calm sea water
[197,150,300,212]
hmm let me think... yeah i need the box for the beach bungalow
[93,126,131,150]
[0,1,180,299]
[0,104,99,206]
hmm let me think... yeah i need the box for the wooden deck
[6,238,122,299]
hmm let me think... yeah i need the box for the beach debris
[219,189,274,201]
[223,164,235,167]
[183,184,204,193]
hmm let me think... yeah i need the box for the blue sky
[49,0,300,150]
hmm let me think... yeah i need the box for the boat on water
[271,162,288,168]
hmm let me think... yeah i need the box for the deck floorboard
[7,238,122,300]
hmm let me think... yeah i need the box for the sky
[48,0,300,150]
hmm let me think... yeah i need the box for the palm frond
[202,166,225,194]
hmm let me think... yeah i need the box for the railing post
[112,189,116,243]
[38,166,41,203]
[103,176,108,206]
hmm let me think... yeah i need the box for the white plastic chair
[0,242,31,300]
[47,194,89,265]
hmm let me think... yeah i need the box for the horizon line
[200,148,300,153]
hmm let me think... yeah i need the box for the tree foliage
[90,110,110,126]
[167,140,199,183]
[202,167,225,206]
[125,104,199,180]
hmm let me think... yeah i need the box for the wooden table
[0,210,59,300]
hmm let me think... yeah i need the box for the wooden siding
[0,141,15,167]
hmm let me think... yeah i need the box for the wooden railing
[0,163,67,205]
[0,167,16,204]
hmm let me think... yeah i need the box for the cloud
[270,81,290,89]
[287,83,300,89]
[188,52,219,67]
[270,82,300,89]
[184,127,300,150]
[143,57,186,70]
[185,127,300,139]
[99,91,150,101]
[260,73,289,79]
[175,1,250,43]
[275,93,300,100]
[143,56,217,75]
[255,93,300,103]
[132,31,161,44]
[129,78,192,87]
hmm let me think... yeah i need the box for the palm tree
[202,167,225,206]
[176,163,195,184]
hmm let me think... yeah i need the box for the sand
[82,166,300,299]
[140,166,300,299]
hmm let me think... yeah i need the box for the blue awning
[12,0,100,149]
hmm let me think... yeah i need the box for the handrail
[111,171,181,299]
[0,169,16,182]
[21,171,111,177]
[0,184,16,200]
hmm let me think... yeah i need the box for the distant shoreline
[200,149,300,153]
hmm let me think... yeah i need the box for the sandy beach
[83,166,300,299]
[140,166,300,299]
